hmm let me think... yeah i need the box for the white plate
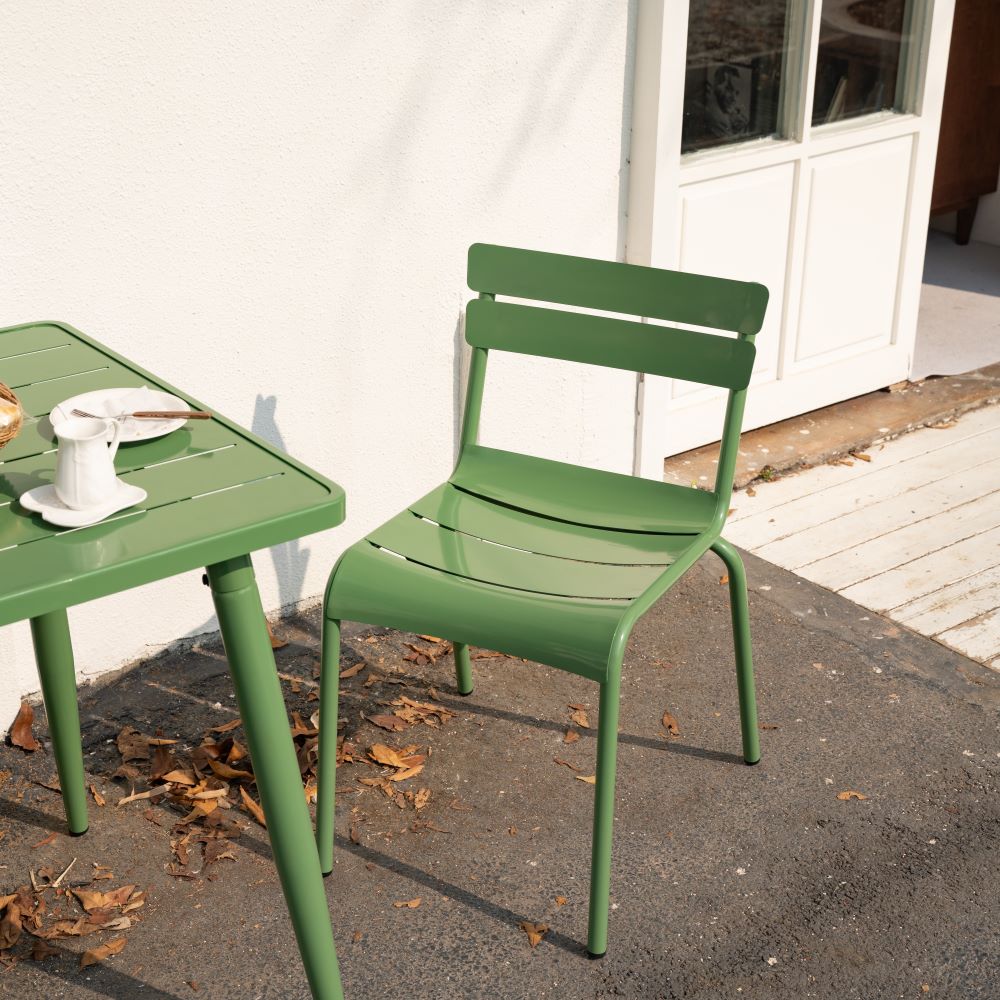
[51,386,188,443]
[20,481,147,528]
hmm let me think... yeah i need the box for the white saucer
[19,482,148,528]
[51,386,188,444]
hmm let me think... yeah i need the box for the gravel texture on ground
[1,549,998,999]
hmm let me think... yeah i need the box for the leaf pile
[366,695,456,734]
[0,865,144,971]
[109,712,325,879]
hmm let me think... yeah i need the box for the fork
[72,408,212,421]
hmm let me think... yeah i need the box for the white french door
[629,0,956,477]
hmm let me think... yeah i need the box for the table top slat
[15,365,145,417]
[0,326,74,362]
[4,342,110,391]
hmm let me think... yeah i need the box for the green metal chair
[315,244,768,957]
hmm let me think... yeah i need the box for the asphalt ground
[1,548,998,999]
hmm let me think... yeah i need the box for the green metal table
[0,321,345,999]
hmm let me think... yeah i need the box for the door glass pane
[682,1,795,154]
[812,0,914,126]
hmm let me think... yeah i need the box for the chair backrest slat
[466,299,756,390]
[468,243,768,335]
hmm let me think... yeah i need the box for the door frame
[628,0,956,478]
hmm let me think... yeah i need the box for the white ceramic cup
[54,416,122,510]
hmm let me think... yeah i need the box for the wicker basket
[0,382,24,449]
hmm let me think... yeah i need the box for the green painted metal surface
[467,242,768,334]
[209,557,343,999]
[451,445,718,534]
[410,483,687,564]
[0,321,345,628]
[370,509,670,599]
[321,244,768,959]
[30,609,89,834]
[1,322,346,1000]
[466,298,757,388]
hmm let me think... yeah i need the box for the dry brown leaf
[161,769,197,786]
[563,729,580,744]
[290,712,319,737]
[80,936,127,969]
[267,622,287,649]
[761,723,780,731]
[837,790,868,801]
[661,710,680,738]
[575,774,597,785]
[339,661,366,679]
[207,759,254,781]
[31,832,58,849]
[116,726,150,762]
[418,635,442,643]
[0,900,22,950]
[147,737,179,746]
[10,701,41,752]
[412,788,431,810]
[569,708,590,729]
[211,718,242,734]
[393,898,421,909]
[89,784,106,807]
[519,921,548,949]
[852,452,872,463]
[240,786,267,827]
[719,574,729,585]
[390,765,424,782]
[746,485,757,497]
[553,758,581,773]
[121,892,146,914]
[117,787,162,807]
[367,713,408,733]
[30,938,59,961]
[555,895,567,906]
[72,884,136,913]
[368,743,424,771]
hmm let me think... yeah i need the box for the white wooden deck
[726,403,1000,670]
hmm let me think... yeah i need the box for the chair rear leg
[316,618,341,876]
[587,671,622,958]
[712,538,760,765]
[454,641,474,696]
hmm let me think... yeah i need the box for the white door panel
[794,136,913,367]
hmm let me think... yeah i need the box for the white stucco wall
[1,2,637,733]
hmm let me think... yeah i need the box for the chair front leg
[712,537,760,765]
[587,670,622,958]
[30,610,89,835]
[316,617,340,876]
[206,556,343,1000]
[453,641,474,695]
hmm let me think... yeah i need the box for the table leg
[30,610,89,835]
[206,555,343,1000]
